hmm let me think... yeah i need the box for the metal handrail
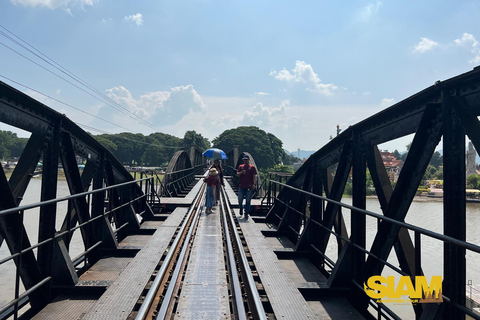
[269,179,480,320]
[0,177,151,217]
[0,176,155,319]
[270,180,480,253]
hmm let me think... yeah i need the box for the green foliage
[467,174,480,189]
[417,187,431,194]
[212,126,287,170]
[282,152,301,165]
[183,130,210,151]
[344,182,352,195]
[270,164,294,173]
[393,149,401,160]
[430,151,443,168]
[433,167,443,180]
[0,131,27,160]
[94,132,183,166]
[96,136,117,152]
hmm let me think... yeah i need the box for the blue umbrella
[202,148,228,159]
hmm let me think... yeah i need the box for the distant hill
[285,149,316,160]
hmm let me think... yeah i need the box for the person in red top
[237,154,257,217]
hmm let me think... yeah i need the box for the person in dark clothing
[236,155,257,217]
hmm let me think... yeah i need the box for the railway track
[128,176,275,320]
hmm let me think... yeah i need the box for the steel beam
[351,130,366,282]
[0,163,48,310]
[362,103,443,281]
[37,122,60,296]
[318,140,352,254]
[8,133,45,205]
[443,97,466,319]
[60,132,95,249]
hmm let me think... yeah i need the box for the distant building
[292,159,307,172]
[380,151,404,182]
[466,141,477,178]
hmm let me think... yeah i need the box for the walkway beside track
[234,207,364,319]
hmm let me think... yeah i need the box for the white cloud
[102,18,113,24]
[413,37,438,53]
[357,1,383,21]
[380,98,395,108]
[254,92,270,96]
[124,13,143,26]
[104,84,205,127]
[10,0,98,10]
[242,100,293,127]
[270,61,338,95]
[453,33,480,64]
[56,89,61,95]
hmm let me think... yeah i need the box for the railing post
[38,120,60,298]
[352,130,366,282]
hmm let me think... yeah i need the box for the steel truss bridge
[1,67,480,319]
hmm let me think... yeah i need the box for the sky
[1,0,480,154]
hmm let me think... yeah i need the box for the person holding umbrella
[237,154,257,218]
[212,159,224,205]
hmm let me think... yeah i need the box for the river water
[0,178,85,309]
[1,180,479,319]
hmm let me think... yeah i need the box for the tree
[283,152,301,165]
[0,131,27,160]
[212,126,284,170]
[467,174,480,189]
[96,136,118,153]
[430,151,443,168]
[142,145,167,166]
[393,149,401,160]
[270,164,294,173]
[146,132,183,162]
[183,130,210,151]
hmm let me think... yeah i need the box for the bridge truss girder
[0,81,152,312]
[265,67,480,319]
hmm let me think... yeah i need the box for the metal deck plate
[32,295,97,320]
[140,220,163,229]
[175,209,230,320]
[118,235,152,249]
[77,257,133,287]
[82,207,188,320]
[237,208,364,319]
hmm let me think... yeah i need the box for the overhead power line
[0,24,158,131]
[0,74,134,133]
[0,74,183,150]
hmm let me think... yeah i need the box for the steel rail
[221,187,267,320]
[155,186,206,319]
[134,178,206,320]
[219,186,247,320]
